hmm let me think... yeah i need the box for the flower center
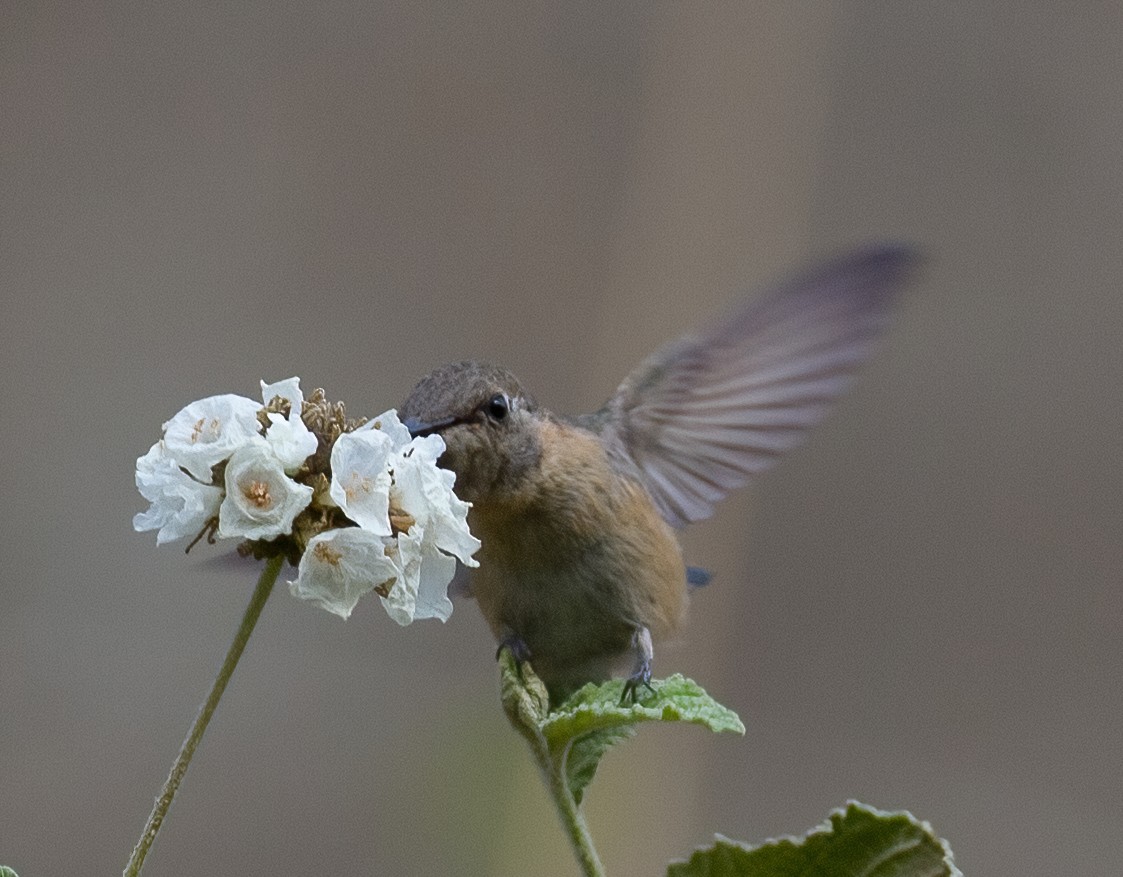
[343,471,378,503]
[313,541,343,567]
[190,417,221,444]
[242,480,273,509]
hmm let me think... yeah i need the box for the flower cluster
[134,378,479,624]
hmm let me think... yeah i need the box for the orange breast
[467,419,688,693]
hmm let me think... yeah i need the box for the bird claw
[620,625,656,705]
[620,660,656,705]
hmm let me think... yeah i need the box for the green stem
[123,554,284,877]
[498,651,607,876]
[544,744,605,877]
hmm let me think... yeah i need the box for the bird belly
[468,425,687,699]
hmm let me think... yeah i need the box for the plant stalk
[122,554,284,877]
[545,745,605,877]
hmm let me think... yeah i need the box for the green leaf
[562,725,636,806]
[498,650,744,804]
[544,674,746,746]
[666,801,961,877]
[547,674,744,803]
[0,867,20,877]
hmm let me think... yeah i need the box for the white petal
[264,412,319,473]
[133,441,223,544]
[391,436,446,522]
[392,436,480,566]
[378,536,418,625]
[412,535,456,622]
[260,377,304,420]
[379,527,457,625]
[217,444,312,540]
[401,432,445,468]
[329,430,393,535]
[162,394,264,481]
[288,528,398,619]
[354,408,413,450]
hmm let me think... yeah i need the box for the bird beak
[404,415,458,438]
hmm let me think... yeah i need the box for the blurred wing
[593,243,921,528]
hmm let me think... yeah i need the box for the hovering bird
[401,244,919,704]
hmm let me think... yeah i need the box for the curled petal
[133,441,223,544]
[380,528,456,624]
[261,375,317,473]
[264,412,319,473]
[260,377,304,418]
[392,435,480,566]
[354,408,413,449]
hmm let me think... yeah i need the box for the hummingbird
[400,244,919,704]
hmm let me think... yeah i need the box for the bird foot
[620,625,656,705]
[620,660,655,705]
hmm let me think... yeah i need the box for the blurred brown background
[2,4,1120,875]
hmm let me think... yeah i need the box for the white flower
[218,444,313,540]
[133,441,224,544]
[329,430,394,535]
[354,408,413,448]
[262,414,319,473]
[288,528,399,619]
[136,385,480,628]
[351,430,479,625]
[162,394,264,481]
[380,528,457,624]
[391,434,481,566]
[311,415,477,624]
[260,377,319,473]
[260,377,303,414]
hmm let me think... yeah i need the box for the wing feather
[593,244,920,527]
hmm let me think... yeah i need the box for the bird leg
[620,625,656,705]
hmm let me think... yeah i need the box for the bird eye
[486,393,510,421]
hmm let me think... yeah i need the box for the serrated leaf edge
[542,674,745,747]
[671,801,961,877]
